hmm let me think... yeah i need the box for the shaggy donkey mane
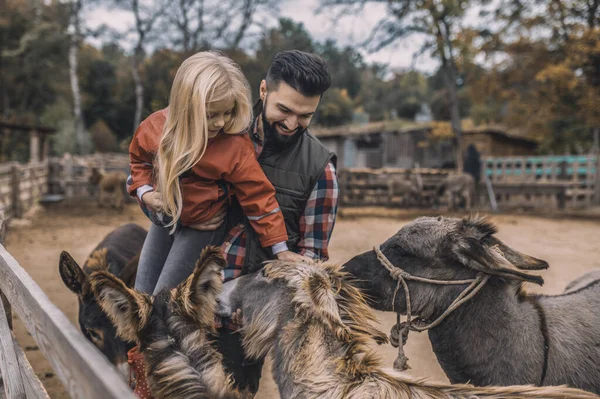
[237,260,598,399]
[262,261,388,360]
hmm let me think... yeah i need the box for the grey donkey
[343,215,600,394]
[59,223,146,377]
[217,259,598,399]
[436,173,475,209]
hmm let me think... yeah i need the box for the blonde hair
[156,51,252,231]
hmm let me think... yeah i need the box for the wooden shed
[0,122,56,163]
[312,122,538,169]
[463,128,538,157]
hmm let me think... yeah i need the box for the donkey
[89,247,243,399]
[89,168,128,210]
[216,259,598,399]
[59,223,146,376]
[342,215,600,394]
[436,173,475,210]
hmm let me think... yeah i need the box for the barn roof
[0,122,56,134]
[311,121,538,146]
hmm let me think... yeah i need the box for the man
[210,50,339,395]
[127,50,338,395]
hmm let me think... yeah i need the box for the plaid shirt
[221,122,339,281]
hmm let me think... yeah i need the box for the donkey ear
[452,236,545,285]
[89,271,151,342]
[176,246,225,325]
[118,253,140,288]
[484,236,549,271]
[59,251,87,295]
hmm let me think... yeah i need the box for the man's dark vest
[241,130,336,274]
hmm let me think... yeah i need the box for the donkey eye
[86,328,102,342]
[260,269,267,278]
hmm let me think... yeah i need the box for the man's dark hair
[266,50,331,97]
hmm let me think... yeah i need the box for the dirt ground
[5,201,600,398]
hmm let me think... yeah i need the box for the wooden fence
[338,167,449,207]
[0,162,49,220]
[48,153,130,198]
[0,242,135,398]
[483,155,599,209]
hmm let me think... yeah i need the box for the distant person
[463,144,482,183]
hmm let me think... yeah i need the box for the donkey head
[217,261,388,361]
[59,249,138,375]
[89,246,224,345]
[89,247,233,399]
[343,216,549,317]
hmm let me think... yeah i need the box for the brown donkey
[216,259,599,399]
[59,223,146,376]
[89,247,243,399]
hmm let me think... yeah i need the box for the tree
[320,0,487,172]
[164,0,280,54]
[110,0,167,133]
[1,1,69,123]
[317,40,365,98]
[473,0,600,152]
[314,88,354,126]
[67,0,85,153]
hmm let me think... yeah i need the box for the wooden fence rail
[0,161,49,220]
[483,155,598,208]
[0,243,135,399]
[338,167,449,207]
[338,162,595,210]
[48,154,129,199]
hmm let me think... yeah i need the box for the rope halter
[373,245,490,371]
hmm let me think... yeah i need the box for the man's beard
[261,98,306,151]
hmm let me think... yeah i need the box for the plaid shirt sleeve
[297,161,339,261]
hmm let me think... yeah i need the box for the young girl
[128,51,298,296]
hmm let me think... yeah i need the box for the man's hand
[189,208,227,231]
[141,191,163,212]
[276,250,313,264]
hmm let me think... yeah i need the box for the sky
[86,0,485,74]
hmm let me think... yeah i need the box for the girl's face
[206,97,235,138]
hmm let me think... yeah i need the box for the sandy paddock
[5,201,600,398]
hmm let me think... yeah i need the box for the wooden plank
[9,167,20,219]
[0,292,26,398]
[10,332,49,399]
[0,245,135,399]
[0,164,13,177]
[0,294,10,331]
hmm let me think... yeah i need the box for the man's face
[260,80,321,149]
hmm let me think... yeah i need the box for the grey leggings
[135,224,224,295]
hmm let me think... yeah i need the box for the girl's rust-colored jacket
[128,109,288,248]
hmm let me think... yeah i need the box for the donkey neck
[426,279,547,386]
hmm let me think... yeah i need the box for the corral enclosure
[2,201,599,398]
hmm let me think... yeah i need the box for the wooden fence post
[0,289,26,399]
[0,292,11,331]
[594,128,600,205]
[10,165,21,219]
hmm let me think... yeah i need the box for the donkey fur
[343,215,600,394]
[89,168,128,210]
[217,259,598,399]
[90,247,244,399]
[436,174,475,210]
[59,223,146,374]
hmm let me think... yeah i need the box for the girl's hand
[275,250,313,264]
[141,191,163,211]
[189,208,226,231]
